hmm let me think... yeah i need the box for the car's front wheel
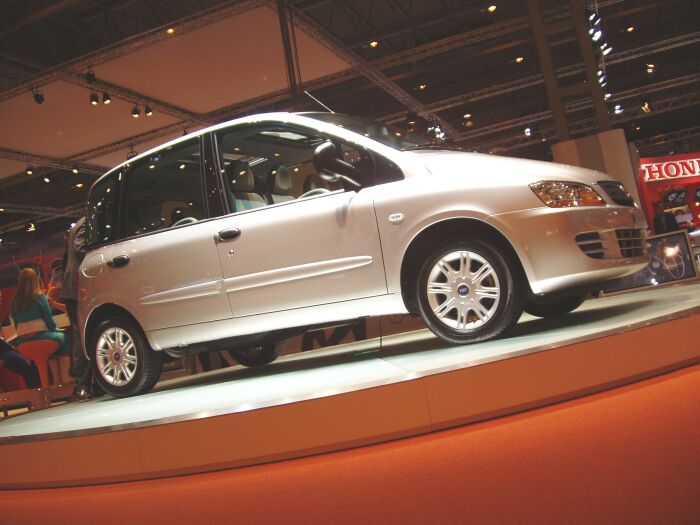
[415,239,525,344]
[230,340,284,367]
[89,316,163,397]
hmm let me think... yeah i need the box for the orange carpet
[2,364,699,525]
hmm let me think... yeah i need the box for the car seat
[269,165,295,204]
[226,161,267,212]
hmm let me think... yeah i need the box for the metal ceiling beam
[273,0,459,135]
[471,91,700,153]
[456,72,700,142]
[0,0,84,38]
[633,125,700,151]
[380,31,700,124]
[0,203,85,235]
[0,0,266,103]
[0,146,105,175]
[65,73,204,123]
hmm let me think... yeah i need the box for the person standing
[60,217,92,400]
[652,201,680,234]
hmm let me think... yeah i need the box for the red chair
[17,340,59,388]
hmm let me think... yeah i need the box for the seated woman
[0,290,40,389]
[10,268,71,386]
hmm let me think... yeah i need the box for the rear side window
[86,172,120,246]
[124,138,204,237]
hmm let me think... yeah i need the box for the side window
[125,138,204,237]
[215,124,343,212]
[86,171,120,246]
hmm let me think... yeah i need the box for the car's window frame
[85,170,123,249]
[211,121,402,218]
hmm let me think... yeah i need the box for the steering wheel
[297,188,331,199]
[172,216,198,227]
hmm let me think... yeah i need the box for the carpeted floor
[2,364,699,525]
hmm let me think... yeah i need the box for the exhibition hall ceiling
[0,0,699,235]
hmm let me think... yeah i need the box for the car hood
[412,150,613,186]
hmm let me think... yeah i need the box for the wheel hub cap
[426,250,501,332]
[95,327,137,386]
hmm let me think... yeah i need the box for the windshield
[303,112,461,152]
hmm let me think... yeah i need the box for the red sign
[640,152,700,183]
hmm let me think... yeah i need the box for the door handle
[107,255,130,268]
[217,228,241,242]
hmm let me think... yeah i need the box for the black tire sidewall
[416,240,521,344]
[89,316,162,397]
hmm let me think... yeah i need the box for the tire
[88,316,163,397]
[415,239,525,344]
[524,295,585,318]
[230,340,283,367]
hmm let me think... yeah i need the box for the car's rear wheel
[415,239,525,344]
[524,294,586,318]
[230,340,284,367]
[89,316,163,397]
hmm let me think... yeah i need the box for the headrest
[273,165,293,194]
[226,161,254,193]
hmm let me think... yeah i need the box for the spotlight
[26,166,33,175]
[626,26,635,33]
[598,74,606,84]
[166,27,175,36]
[514,56,525,63]
[74,183,84,189]
[27,223,36,233]
[646,63,656,76]
[604,93,611,99]
[588,12,601,25]
[131,105,140,118]
[487,5,497,13]
[524,127,532,137]
[614,104,623,114]
[417,83,427,91]
[601,43,613,56]
[641,101,651,113]
[144,105,153,117]
[591,29,603,42]
[72,166,79,174]
[369,40,379,48]
[90,92,99,105]
[32,91,44,104]
[86,69,96,83]
[103,92,111,104]
[43,177,50,183]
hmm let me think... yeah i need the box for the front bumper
[490,205,649,295]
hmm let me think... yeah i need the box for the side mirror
[313,141,361,188]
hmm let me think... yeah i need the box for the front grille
[576,229,646,259]
[597,181,636,207]
[576,232,604,259]
[616,228,645,258]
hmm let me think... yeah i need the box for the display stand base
[1,283,699,489]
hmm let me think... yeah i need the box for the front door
[213,190,387,318]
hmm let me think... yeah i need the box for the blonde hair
[12,268,42,316]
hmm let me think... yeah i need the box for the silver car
[78,112,648,397]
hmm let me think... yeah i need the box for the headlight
[529,181,605,208]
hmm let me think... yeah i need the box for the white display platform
[1,283,699,488]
